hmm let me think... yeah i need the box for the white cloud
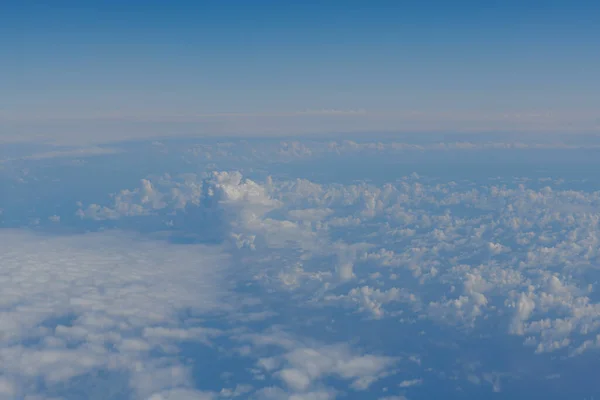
[237,331,397,396]
[74,169,600,359]
[255,386,336,400]
[0,146,122,163]
[509,292,536,335]
[279,368,312,391]
[0,377,17,399]
[0,230,230,398]
[27,151,598,400]
[398,378,422,388]
[5,110,600,146]
[147,388,216,400]
[326,286,416,319]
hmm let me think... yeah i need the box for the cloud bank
[3,136,600,398]
[0,230,229,399]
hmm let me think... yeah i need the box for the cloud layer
[0,230,229,399]
[3,137,600,398]
[76,169,600,360]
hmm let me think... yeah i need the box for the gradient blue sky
[3,1,600,142]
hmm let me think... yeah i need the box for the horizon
[2,2,600,399]
[4,1,600,144]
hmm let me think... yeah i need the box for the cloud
[255,386,336,400]
[4,109,600,145]
[13,138,600,400]
[0,146,122,162]
[326,286,417,319]
[0,230,230,398]
[238,330,398,396]
[398,378,423,388]
[74,168,600,360]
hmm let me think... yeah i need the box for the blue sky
[3,1,600,142]
[3,3,600,398]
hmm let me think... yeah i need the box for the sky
[3,3,600,398]
[2,1,600,142]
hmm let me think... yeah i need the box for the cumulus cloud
[175,138,600,169]
[11,135,600,399]
[238,330,398,396]
[325,286,416,319]
[74,168,600,360]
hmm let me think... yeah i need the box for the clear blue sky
[2,1,600,141]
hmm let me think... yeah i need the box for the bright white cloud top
[1,134,600,399]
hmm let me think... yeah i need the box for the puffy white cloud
[509,292,536,335]
[77,175,195,220]
[326,286,416,319]
[9,132,600,400]
[74,168,600,359]
[571,334,600,356]
[218,384,253,398]
[27,145,596,400]
[237,331,397,396]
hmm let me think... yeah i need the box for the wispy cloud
[2,109,599,145]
